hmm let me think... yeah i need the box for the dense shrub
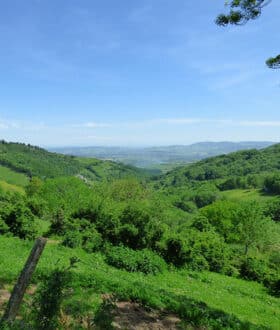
[32,259,79,330]
[187,230,233,273]
[0,217,9,234]
[117,204,151,249]
[200,200,237,242]
[62,231,83,248]
[192,190,218,208]
[218,175,262,191]
[0,199,38,239]
[105,246,167,275]
[33,269,68,330]
[268,279,280,297]
[239,257,271,282]
[158,235,187,267]
[62,225,102,252]
[82,227,103,253]
[158,229,232,273]
[49,208,69,235]
[174,199,197,213]
[264,199,280,222]
[191,215,213,232]
[263,173,280,194]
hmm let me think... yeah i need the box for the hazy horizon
[47,140,277,149]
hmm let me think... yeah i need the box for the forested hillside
[161,143,280,189]
[0,142,280,329]
[0,141,153,182]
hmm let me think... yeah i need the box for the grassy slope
[0,180,25,194]
[0,237,279,329]
[0,141,150,182]
[78,157,154,181]
[221,189,275,203]
[0,165,28,187]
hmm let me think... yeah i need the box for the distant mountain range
[49,141,275,169]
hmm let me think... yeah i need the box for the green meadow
[0,236,279,329]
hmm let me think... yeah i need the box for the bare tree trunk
[1,237,47,323]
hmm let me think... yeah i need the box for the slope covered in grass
[0,165,28,186]
[0,237,279,329]
[221,189,276,203]
[0,180,25,194]
[0,141,151,181]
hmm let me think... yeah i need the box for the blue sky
[0,0,279,146]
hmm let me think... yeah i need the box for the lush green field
[0,180,25,194]
[0,237,279,329]
[0,165,28,187]
[221,189,275,203]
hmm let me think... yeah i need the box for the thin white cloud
[0,118,20,130]
[2,117,280,132]
[157,118,232,125]
[239,121,280,127]
[83,122,112,128]
[0,123,9,129]
[77,118,280,129]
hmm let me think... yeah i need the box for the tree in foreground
[216,0,280,68]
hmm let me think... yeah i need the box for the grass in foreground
[0,237,279,329]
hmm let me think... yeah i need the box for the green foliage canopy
[216,0,279,68]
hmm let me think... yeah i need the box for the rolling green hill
[0,141,279,329]
[161,143,280,187]
[0,141,153,184]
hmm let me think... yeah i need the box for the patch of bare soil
[0,289,10,309]
[112,301,181,330]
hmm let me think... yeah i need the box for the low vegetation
[0,141,280,329]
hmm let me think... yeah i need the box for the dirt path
[112,301,182,330]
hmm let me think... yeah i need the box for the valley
[0,141,279,329]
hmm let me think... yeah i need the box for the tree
[234,201,276,255]
[26,177,43,196]
[216,0,280,69]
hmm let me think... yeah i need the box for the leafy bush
[174,199,197,213]
[263,173,280,194]
[32,258,79,330]
[82,227,103,253]
[158,230,232,273]
[188,230,233,273]
[62,225,102,252]
[62,231,83,248]
[32,269,70,330]
[0,216,9,234]
[200,200,237,241]
[105,246,167,275]
[264,198,280,222]
[268,279,280,297]
[191,215,213,232]
[239,257,270,282]
[193,190,218,208]
[0,197,38,239]
[158,235,187,267]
